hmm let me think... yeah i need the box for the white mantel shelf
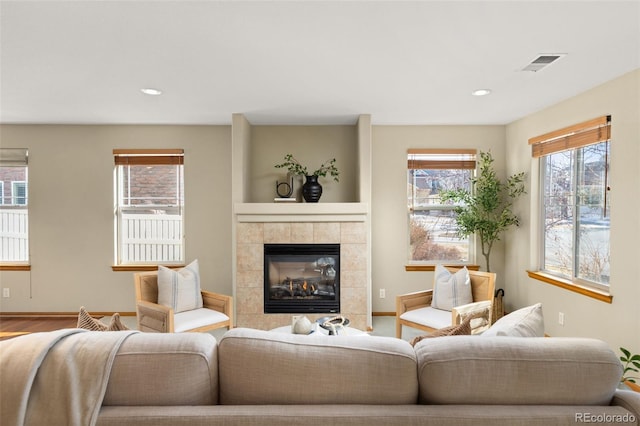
[234,202,369,223]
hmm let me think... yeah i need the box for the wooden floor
[0,316,78,340]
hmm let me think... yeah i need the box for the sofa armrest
[136,300,173,333]
[611,389,640,419]
[202,291,234,328]
[452,300,491,334]
[395,290,433,316]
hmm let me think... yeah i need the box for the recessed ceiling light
[472,89,491,97]
[141,88,162,96]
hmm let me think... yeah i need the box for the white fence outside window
[1,210,183,264]
[119,212,183,263]
[0,208,29,262]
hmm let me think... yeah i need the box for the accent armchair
[396,268,496,339]
[134,270,233,333]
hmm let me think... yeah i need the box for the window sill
[405,264,480,272]
[112,264,185,272]
[0,264,31,271]
[527,270,612,304]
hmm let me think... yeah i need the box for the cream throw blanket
[0,328,137,426]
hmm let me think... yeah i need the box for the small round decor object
[316,315,349,335]
[292,316,314,334]
[276,177,294,198]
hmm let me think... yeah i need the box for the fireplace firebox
[264,244,340,314]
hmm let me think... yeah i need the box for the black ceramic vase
[302,175,322,202]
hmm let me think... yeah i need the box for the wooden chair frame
[134,270,234,333]
[395,268,496,338]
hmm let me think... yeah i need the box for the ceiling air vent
[522,54,566,72]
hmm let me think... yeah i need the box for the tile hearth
[235,221,368,331]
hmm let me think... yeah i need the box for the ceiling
[1,1,638,126]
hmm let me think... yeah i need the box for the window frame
[406,148,477,267]
[11,181,28,205]
[0,148,30,268]
[528,116,612,302]
[113,149,185,268]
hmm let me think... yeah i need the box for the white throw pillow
[431,265,473,311]
[483,302,544,337]
[157,260,203,313]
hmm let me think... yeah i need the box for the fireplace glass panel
[264,244,340,314]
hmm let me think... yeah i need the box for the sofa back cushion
[103,332,218,406]
[218,328,418,405]
[415,336,622,406]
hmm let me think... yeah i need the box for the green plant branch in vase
[274,154,340,182]
[274,154,340,203]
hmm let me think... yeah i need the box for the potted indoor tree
[439,151,526,272]
[620,347,640,390]
[274,154,339,202]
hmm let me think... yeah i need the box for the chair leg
[395,318,402,339]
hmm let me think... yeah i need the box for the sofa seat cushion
[103,332,218,406]
[415,336,622,406]
[400,306,451,330]
[174,308,229,332]
[218,328,418,405]
[96,404,638,426]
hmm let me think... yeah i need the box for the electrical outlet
[2,288,9,298]
[558,312,565,326]
[379,289,386,299]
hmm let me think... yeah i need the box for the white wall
[370,125,506,312]
[0,125,232,313]
[504,69,640,355]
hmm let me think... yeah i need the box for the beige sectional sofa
[104,328,640,425]
[6,328,640,425]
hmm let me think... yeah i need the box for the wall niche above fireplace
[264,243,340,314]
[233,113,371,329]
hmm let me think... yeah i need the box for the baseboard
[372,312,396,316]
[0,311,137,318]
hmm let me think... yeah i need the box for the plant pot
[302,175,322,202]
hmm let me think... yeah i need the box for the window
[530,116,611,290]
[12,181,27,205]
[407,149,476,263]
[114,149,184,266]
[0,148,29,263]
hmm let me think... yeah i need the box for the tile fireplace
[235,220,369,331]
